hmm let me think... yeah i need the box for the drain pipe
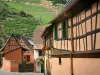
[70,17,74,75]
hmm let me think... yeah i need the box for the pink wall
[2,57,11,71]
[50,58,100,75]
[50,58,70,75]
[73,58,100,75]
[2,57,18,72]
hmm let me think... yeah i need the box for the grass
[7,2,51,12]
[20,0,41,3]
[7,2,56,24]
[32,13,56,24]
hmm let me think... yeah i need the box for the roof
[49,0,80,23]
[49,0,97,23]
[41,0,80,37]
[1,34,33,51]
[33,26,46,49]
[15,35,33,50]
[41,25,51,37]
[42,0,97,37]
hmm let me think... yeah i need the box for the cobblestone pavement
[0,70,44,75]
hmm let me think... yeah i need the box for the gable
[2,36,21,53]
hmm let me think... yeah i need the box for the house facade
[1,35,35,72]
[33,26,46,73]
[42,0,100,75]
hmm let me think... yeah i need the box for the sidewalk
[0,69,44,75]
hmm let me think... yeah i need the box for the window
[54,24,58,39]
[27,55,30,62]
[39,50,42,56]
[62,20,68,38]
[58,57,62,65]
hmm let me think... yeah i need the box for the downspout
[44,36,46,75]
[44,37,46,75]
[70,17,74,75]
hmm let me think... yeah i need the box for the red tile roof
[33,26,46,49]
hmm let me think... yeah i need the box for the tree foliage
[0,0,9,48]
[0,0,9,20]
[0,0,44,48]
[2,16,43,38]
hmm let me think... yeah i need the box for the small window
[58,57,62,65]
[27,55,30,62]
[39,50,42,56]
[62,20,68,38]
[54,24,58,39]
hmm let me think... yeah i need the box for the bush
[19,11,26,17]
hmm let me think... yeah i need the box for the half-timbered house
[42,0,100,75]
[1,34,35,72]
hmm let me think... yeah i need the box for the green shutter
[62,20,68,39]
[62,22,64,38]
[54,24,58,39]
[66,20,68,37]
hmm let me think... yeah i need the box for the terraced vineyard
[7,2,56,24]
[12,0,41,3]
[18,0,41,3]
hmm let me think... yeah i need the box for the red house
[1,34,36,72]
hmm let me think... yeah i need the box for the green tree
[3,16,43,38]
[0,0,44,48]
[0,0,8,48]
[0,0,9,20]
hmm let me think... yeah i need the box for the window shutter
[54,24,58,39]
[62,22,64,38]
[66,20,68,37]
[62,20,68,39]
[62,21,66,38]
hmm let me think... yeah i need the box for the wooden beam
[51,49,100,58]
[55,28,100,41]
[73,10,100,27]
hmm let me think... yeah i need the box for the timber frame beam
[51,49,100,58]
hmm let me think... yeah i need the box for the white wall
[34,50,39,60]
[36,63,41,73]
[34,50,42,72]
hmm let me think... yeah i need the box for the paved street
[0,70,44,75]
